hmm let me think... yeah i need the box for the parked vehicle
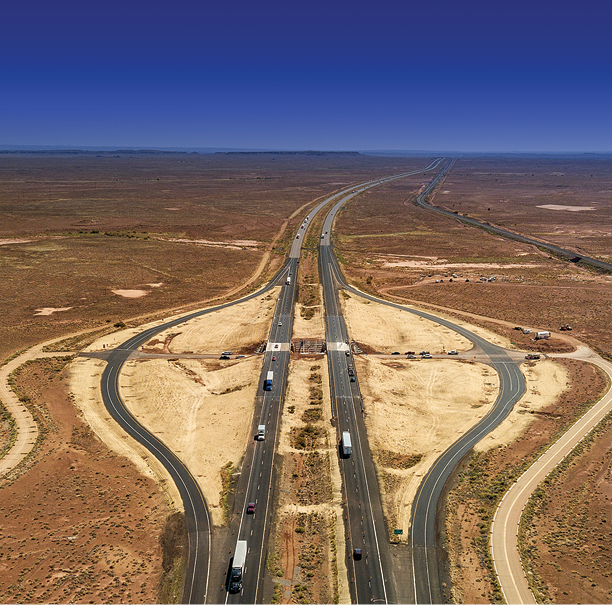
[447,350,458,355]
[525,353,541,360]
[535,331,550,340]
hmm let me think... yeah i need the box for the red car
[272,356,276,361]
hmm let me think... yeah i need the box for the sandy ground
[536,204,595,211]
[70,290,280,520]
[120,357,260,525]
[34,306,73,315]
[292,286,325,339]
[474,359,568,452]
[112,289,150,298]
[275,358,350,603]
[341,293,474,353]
[356,356,499,536]
[148,290,279,354]
[69,356,183,509]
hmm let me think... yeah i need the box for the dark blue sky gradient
[2,0,611,151]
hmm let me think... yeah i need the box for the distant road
[318,160,445,604]
[417,159,612,273]
[491,348,612,604]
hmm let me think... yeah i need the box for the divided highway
[99,161,443,605]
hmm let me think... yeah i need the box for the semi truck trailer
[341,431,352,457]
[264,371,273,391]
[229,540,247,593]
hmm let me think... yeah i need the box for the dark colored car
[392,351,400,355]
[247,502,255,514]
[220,355,230,360]
[353,548,362,560]
[272,356,276,361]
[350,376,356,382]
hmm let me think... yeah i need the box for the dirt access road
[491,345,612,604]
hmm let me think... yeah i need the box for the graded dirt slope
[148,290,279,354]
[474,359,567,452]
[70,290,280,522]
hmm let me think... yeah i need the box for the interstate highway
[99,160,445,605]
[224,160,445,603]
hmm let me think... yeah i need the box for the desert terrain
[333,159,612,359]
[0,152,431,603]
[1,152,611,604]
[0,152,432,362]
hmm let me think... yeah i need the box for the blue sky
[2,0,611,152]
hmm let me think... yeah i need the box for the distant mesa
[216,150,362,156]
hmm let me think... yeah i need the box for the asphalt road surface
[224,161,444,604]
[99,160,444,604]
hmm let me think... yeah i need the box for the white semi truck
[264,371,273,391]
[341,431,352,457]
[229,540,247,593]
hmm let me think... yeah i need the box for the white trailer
[229,540,247,593]
[341,431,352,457]
[535,331,551,340]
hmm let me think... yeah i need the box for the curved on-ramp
[491,349,612,604]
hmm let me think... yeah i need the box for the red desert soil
[0,357,177,604]
[445,358,609,603]
[520,407,612,604]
